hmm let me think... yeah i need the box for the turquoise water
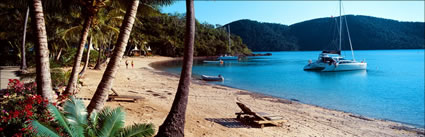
[156,50,424,127]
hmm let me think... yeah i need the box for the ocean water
[155,50,425,127]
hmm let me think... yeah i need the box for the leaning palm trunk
[55,47,63,61]
[63,16,93,95]
[30,0,53,102]
[21,6,29,71]
[87,0,139,113]
[156,0,195,136]
[79,36,92,77]
[94,45,103,70]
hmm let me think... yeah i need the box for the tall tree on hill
[64,0,107,95]
[156,0,195,136]
[29,0,53,102]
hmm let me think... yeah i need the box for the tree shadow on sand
[205,118,255,128]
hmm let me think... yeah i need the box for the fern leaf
[64,96,88,136]
[30,120,61,137]
[97,107,125,137]
[116,123,154,137]
[87,111,99,137]
[48,104,75,137]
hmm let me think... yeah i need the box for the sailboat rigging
[303,0,367,72]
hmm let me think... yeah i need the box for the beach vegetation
[30,97,154,137]
[0,79,63,136]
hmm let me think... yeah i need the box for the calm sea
[155,50,424,127]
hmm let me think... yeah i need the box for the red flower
[27,111,33,117]
[12,110,20,118]
[25,104,33,110]
[0,127,3,131]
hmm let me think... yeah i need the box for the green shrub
[30,97,155,137]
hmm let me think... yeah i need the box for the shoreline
[149,57,425,129]
[77,56,424,137]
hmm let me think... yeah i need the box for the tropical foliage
[0,79,61,137]
[30,97,155,137]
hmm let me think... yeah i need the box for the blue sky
[161,1,424,25]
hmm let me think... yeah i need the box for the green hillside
[226,15,424,51]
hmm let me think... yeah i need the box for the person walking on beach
[125,60,129,69]
[131,60,134,68]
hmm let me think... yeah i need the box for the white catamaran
[304,0,367,72]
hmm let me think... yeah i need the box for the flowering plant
[0,79,64,137]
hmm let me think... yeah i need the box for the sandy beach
[76,56,424,137]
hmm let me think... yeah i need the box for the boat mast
[339,0,342,53]
[344,14,356,61]
[228,25,231,54]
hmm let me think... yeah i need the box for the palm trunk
[30,0,53,102]
[156,0,195,136]
[79,36,92,76]
[87,0,139,113]
[63,16,93,95]
[21,6,29,70]
[94,45,102,70]
[55,47,63,61]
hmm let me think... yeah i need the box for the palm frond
[97,107,126,137]
[116,123,155,137]
[63,97,88,137]
[31,120,61,137]
[87,111,99,137]
[61,26,83,40]
[47,104,75,137]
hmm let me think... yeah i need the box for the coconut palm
[29,0,54,102]
[20,6,29,71]
[31,97,154,137]
[79,35,92,76]
[64,0,108,95]
[86,0,172,113]
[156,0,195,136]
[86,0,141,114]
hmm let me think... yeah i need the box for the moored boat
[201,75,224,81]
[304,0,367,72]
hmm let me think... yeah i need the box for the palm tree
[31,97,154,137]
[86,0,140,114]
[156,0,195,136]
[79,35,92,77]
[29,0,53,102]
[20,6,29,71]
[64,0,107,95]
[86,0,173,113]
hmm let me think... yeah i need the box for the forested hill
[226,15,424,51]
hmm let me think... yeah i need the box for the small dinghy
[201,75,224,81]
[203,60,224,64]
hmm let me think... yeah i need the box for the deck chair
[235,102,286,128]
[107,88,144,102]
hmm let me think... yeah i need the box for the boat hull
[217,56,238,60]
[304,62,327,70]
[322,62,367,72]
[201,75,224,81]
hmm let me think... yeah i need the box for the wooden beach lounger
[107,88,144,102]
[235,102,286,128]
